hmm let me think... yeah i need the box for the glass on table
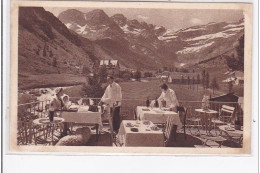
[227,122,232,128]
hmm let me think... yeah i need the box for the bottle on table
[146,97,150,108]
[155,97,159,108]
[49,103,55,122]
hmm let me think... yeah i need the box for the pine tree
[210,77,219,94]
[53,57,57,67]
[206,72,210,88]
[35,48,40,55]
[228,81,233,93]
[43,44,47,57]
[197,74,200,90]
[236,35,244,71]
[202,70,206,89]
[134,70,142,81]
[49,50,53,57]
[187,76,190,89]
[98,65,108,83]
[192,76,195,89]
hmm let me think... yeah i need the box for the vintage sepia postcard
[10,1,252,154]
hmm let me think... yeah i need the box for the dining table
[59,105,102,141]
[136,106,182,130]
[33,117,64,145]
[195,108,218,135]
[117,120,165,147]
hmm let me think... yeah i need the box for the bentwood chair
[211,105,236,135]
[186,108,201,136]
[194,134,227,148]
[177,106,188,140]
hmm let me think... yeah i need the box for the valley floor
[19,73,87,90]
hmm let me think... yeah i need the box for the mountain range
[18,7,244,76]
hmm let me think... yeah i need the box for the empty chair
[211,105,236,133]
[186,108,201,136]
[194,134,227,148]
[219,105,235,123]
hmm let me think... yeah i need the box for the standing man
[100,75,122,133]
[158,83,179,112]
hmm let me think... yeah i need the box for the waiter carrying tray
[99,75,122,134]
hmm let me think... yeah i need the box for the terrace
[17,98,243,148]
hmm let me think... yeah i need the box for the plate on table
[225,127,235,131]
[126,122,134,127]
[67,108,78,112]
[130,128,139,132]
[69,105,80,109]
[142,108,150,111]
[202,108,210,112]
[143,120,151,125]
[151,125,160,131]
[153,109,164,113]
[161,108,170,111]
[39,119,50,124]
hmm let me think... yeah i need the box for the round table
[33,117,64,145]
[195,109,218,135]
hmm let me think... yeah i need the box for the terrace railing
[17,98,243,145]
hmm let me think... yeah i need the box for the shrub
[98,66,108,83]
[134,70,142,81]
[144,72,153,78]
[82,83,104,98]
[122,73,131,80]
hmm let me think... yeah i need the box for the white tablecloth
[136,106,182,130]
[118,120,164,147]
[60,106,102,131]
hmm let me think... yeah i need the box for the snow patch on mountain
[185,32,235,42]
[76,24,88,34]
[120,24,144,35]
[158,35,178,41]
[154,26,163,30]
[158,29,178,41]
[177,41,215,54]
[65,23,72,29]
[223,22,244,29]
[223,27,244,32]
[181,27,206,32]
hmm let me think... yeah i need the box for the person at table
[99,75,122,133]
[62,95,71,110]
[49,88,65,134]
[158,83,179,112]
[49,88,65,113]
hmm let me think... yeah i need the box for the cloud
[190,18,203,25]
[137,15,149,20]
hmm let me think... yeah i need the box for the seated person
[62,95,71,110]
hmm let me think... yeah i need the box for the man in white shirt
[100,75,122,133]
[158,83,179,112]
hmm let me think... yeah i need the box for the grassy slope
[19,73,86,90]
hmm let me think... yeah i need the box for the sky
[45,7,243,31]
